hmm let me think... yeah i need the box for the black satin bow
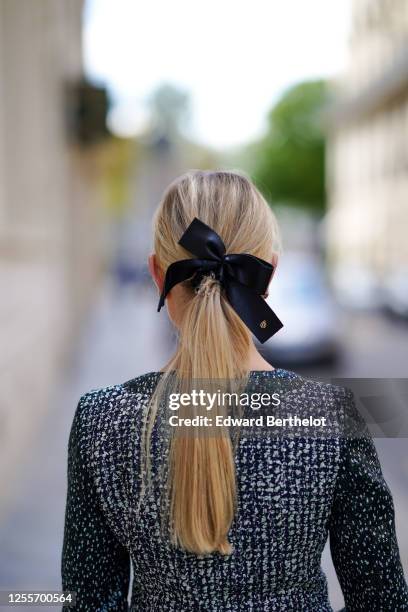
[157,217,283,343]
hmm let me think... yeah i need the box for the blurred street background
[0,0,407,610]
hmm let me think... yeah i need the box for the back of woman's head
[145,169,281,555]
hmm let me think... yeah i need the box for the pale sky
[83,0,352,149]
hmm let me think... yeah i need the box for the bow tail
[225,279,283,343]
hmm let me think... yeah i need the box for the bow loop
[222,253,273,295]
[178,217,225,261]
[158,217,283,343]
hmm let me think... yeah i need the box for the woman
[61,170,408,611]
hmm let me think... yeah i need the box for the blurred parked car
[381,268,408,319]
[260,252,341,366]
[331,264,382,310]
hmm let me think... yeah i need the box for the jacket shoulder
[275,372,356,430]
[281,371,353,403]
[71,373,157,455]
[76,371,161,422]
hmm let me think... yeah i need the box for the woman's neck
[245,340,275,371]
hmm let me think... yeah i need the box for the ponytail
[168,274,251,554]
[142,170,281,555]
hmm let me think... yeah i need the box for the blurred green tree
[247,80,329,213]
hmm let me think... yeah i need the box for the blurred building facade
[0,0,106,511]
[327,0,408,297]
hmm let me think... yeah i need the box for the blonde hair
[142,170,281,555]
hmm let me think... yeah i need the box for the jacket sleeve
[329,401,408,611]
[61,394,130,611]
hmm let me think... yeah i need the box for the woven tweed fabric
[61,369,408,611]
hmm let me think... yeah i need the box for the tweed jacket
[61,368,408,611]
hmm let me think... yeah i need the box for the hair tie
[157,217,283,343]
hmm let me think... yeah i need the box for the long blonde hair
[143,170,281,555]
